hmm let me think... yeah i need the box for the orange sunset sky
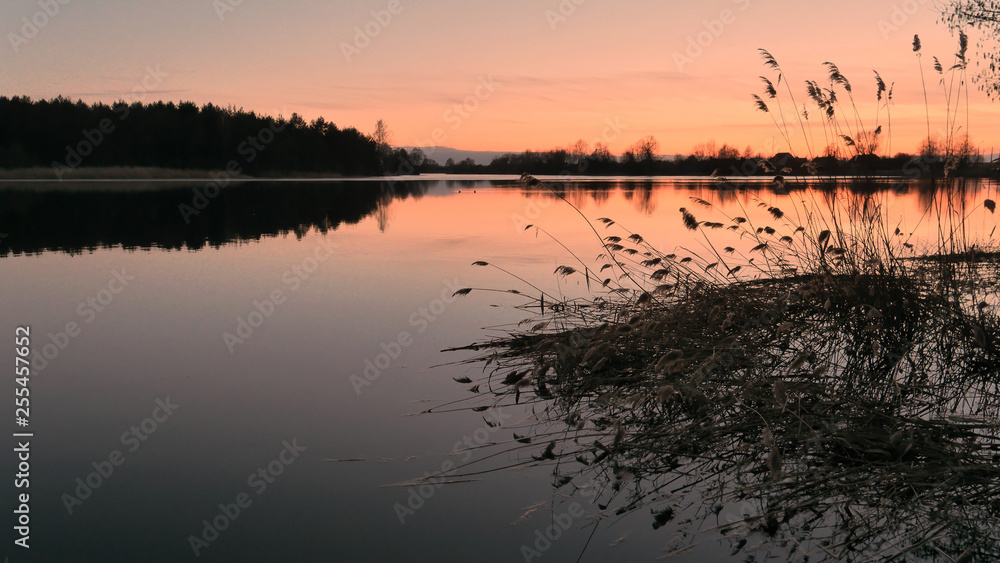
[3,0,998,157]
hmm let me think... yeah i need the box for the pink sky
[3,0,998,156]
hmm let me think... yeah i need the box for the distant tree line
[0,96,382,176]
[389,137,988,178]
[1,97,988,178]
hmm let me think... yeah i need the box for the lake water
[1,174,997,562]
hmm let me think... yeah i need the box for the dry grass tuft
[442,174,1000,561]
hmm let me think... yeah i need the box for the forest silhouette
[0,96,382,176]
[2,96,992,180]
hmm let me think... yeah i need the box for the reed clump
[442,172,1000,561]
[750,35,987,180]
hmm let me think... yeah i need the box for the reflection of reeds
[443,174,1000,561]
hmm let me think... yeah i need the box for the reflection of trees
[6,177,992,258]
[374,183,395,234]
[589,186,611,205]
[0,181,432,256]
[518,180,658,215]
[621,179,654,214]
[914,180,1000,253]
[510,178,998,217]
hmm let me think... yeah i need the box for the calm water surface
[1,175,996,562]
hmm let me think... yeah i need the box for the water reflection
[0,180,435,256]
[0,174,996,561]
[519,176,999,217]
[1,177,995,258]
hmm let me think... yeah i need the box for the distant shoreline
[0,166,356,190]
[0,166,354,181]
[0,167,996,191]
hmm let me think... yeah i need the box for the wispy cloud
[63,89,188,98]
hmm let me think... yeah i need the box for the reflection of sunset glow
[359,178,1000,298]
[1,176,996,560]
[3,0,997,156]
